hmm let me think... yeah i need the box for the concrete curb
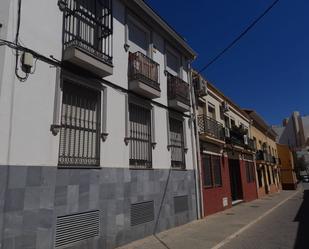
[211,189,301,249]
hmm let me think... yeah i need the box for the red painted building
[195,78,258,217]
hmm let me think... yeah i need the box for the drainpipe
[188,66,203,219]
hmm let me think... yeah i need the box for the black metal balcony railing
[256,150,265,161]
[246,138,256,151]
[167,72,191,106]
[226,127,246,147]
[128,52,160,91]
[256,150,274,163]
[198,115,224,141]
[62,0,113,65]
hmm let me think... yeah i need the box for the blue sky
[146,0,309,125]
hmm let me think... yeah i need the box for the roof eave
[123,0,197,60]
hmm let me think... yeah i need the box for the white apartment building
[0,1,198,248]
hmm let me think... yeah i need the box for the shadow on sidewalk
[294,189,309,249]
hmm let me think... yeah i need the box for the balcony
[167,72,191,112]
[61,0,113,77]
[198,115,224,141]
[225,126,248,148]
[271,156,277,164]
[256,150,273,163]
[245,138,256,151]
[256,150,266,161]
[128,52,160,99]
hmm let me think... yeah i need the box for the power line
[198,0,281,74]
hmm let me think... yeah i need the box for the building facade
[273,111,309,173]
[277,144,297,190]
[244,110,281,198]
[193,73,257,216]
[0,1,199,248]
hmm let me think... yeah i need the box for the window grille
[245,161,255,183]
[62,0,113,65]
[59,81,101,167]
[129,103,152,168]
[203,154,213,187]
[203,154,222,188]
[212,156,222,186]
[169,117,186,169]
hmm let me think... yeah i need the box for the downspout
[188,66,203,219]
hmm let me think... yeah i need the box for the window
[129,103,152,168]
[169,117,186,169]
[245,161,255,183]
[202,154,222,188]
[59,81,101,167]
[166,49,181,76]
[224,115,230,128]
[203,155,213,187]
[62,0,113,63]
[212,156,222,186]
[253,137,257,150]
[127,17,150,54]
[231,119,236,127]
[208,103,216,120]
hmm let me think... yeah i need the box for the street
[117,184,308,249]
[221,183,309,249]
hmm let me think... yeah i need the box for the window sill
[129,166,153,170]
[171,168,187,171]
[203,185,222,189]
[57,166,101,170]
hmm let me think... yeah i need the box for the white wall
[0,0,195,170]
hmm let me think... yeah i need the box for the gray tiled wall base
[0,166,197,249]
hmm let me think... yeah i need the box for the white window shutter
[166,110,171,150]
[183,118,188,152]
[151,107,156,149]
[124,94,130,145]
[101,87,108,141]
[51,68,62,136]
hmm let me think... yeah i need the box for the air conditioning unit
[221,101,230,113]
[243,135,249,145]
[224,127,230,138]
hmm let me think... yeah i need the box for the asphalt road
[221,183,309,249]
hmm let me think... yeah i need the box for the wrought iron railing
[226,127,246,147]
[197,115,224,141]
[58,81,101,167]
[271,156,277,164]
[167,72,191,106]
[61,0,113,65]
[129,103,152,168]
[256,150,273,162]
[128,52,160,91]
[169,117,186,169]
[246,139,256,151]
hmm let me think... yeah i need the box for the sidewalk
[117,189,300,249]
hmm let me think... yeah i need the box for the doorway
[229,159,243,202]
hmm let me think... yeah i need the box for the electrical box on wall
[223,197,228,207]
[21,52,34,74]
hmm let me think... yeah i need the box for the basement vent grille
[131,201,154,226]
[174,195,189,214]
[55,210,100,248]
